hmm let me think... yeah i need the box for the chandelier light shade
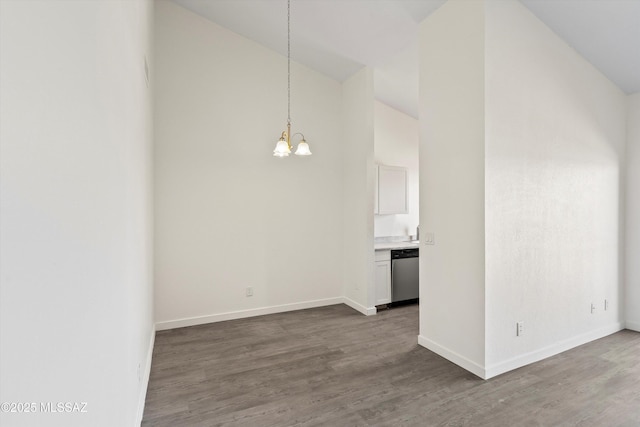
[295,139,312,156]
[273,131,291,157]
[273,0,312,158]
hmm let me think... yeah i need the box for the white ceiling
[521,0,640,94]
[172,0,640,119]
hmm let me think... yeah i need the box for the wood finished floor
[142,304,640,426]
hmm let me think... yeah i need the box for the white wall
[0,1,154,426]
[374,101,419,238]
[484,0,627,376]
[627,93,640,331]
[418,0,487,376]
[342,68,376,314]
[154,1,345,328]
[418,0,627,380]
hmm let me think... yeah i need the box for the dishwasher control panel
[391,248,419,259]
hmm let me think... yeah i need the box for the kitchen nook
[373,100,419,310]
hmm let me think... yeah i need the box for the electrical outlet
[246,287,253,297]
[591,303,596,314]
[516,321,524,337]
[604,299,609,311]
[424,232,435,245]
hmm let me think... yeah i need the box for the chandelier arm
[291,132,306,141]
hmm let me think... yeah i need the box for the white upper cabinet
[376,165,408,215]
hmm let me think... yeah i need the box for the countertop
[374,241,419,251]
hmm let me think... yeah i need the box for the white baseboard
[342,297,377,316]
[484,322,624,379]
[155,297,344,331]
[136,325,155,426]
[418,322,624,381]
[417,335,486,379]
[625,320,640,332]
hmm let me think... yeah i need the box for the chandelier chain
[287,0,291,126]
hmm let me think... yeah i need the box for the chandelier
[273,0,312,157]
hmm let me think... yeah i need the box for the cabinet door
[375,260,391,305]
[377,165,407,214]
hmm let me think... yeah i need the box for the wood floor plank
[143,304,640,426]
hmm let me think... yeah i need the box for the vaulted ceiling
[172,0,640,118]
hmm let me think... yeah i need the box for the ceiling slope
[170,0,640,118]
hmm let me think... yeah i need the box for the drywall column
[627,93,640,331]
[0,1,154,426]
[342,68,377,314]
[484,0,627,377]
[417,0,486,376]
[417,0,627,379]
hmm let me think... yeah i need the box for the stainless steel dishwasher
[391,248,419,303]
